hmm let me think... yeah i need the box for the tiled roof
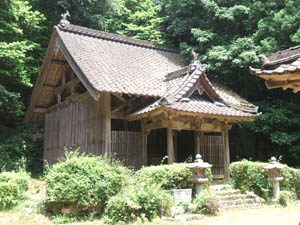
[250,58,300,76]
[258,45,300,67]
[130,97,255,118]
[57,23,185,97]
[130,62,259,118]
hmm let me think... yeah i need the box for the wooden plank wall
[199,135,224,176]
[44,96,110,165]
[111,131,143,169]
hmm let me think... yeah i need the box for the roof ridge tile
[57,23,179,53]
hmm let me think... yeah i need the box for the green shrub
[0,172,29,209]
[135,163,212,190]
[279,191,294,206]
[193,189,219,215]
[230,160,300,200]
[44,151,132,216]
[105,183,172,223]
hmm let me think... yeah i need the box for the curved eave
[127,107,257,122]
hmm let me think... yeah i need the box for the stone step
[210,184,233,191]
[218,198,259,207]
[214,189,242,196]
[219,203,262,211]
[216,193,259,201]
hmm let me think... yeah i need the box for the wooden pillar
[103,93,111,160]
[222,128,230,181]
[195,131,201,155]
[173,131,178,162]
[141,119,148,166]
[167,127,175,164]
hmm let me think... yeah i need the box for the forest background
[1,0,300,174]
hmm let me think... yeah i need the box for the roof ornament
[192,49,199,61]
[258,54,270,67]
[189,49,204,72]
[59,11,71,27]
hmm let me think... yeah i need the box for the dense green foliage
[0,171,29,209]
[0,0,44,173]
[1,0,300,172]
[193,189,219,215]
[136,163,212,190]
[105,183,172,223]
[230,160,300,199]
[44,151,131,215]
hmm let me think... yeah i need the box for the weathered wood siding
[44,94,111,165]
[200,135,224,176]
[111,131,143,169]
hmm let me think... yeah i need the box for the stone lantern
[264,157,285,202]
[186,154,212,195]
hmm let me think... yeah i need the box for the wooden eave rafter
[24,28,59,122]
[265,79,300,90]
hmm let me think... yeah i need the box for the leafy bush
[193,189,219,215]
[135,163,212,190]
[105,183,172,223]
[230,160,300,199]
[0,171,29,209]
[44,151,132,216]
[279,191,294,206]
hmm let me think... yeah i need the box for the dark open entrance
[177,130,195,162]
[147,129,167,165]
[147,129,196,165]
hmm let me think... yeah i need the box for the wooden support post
[103,93,111,160]
[222,128,230,181]
[141,119,148,166]
[195,131,201,155]
[167,127,175,164]
[61,70,66,85]
[173,131,178,162]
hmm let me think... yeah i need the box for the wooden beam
[46,92,90,113]
[55,77,80,94]
[51,59,68,66]
[112,93,127,103]
[293,85,300,93]
[33,107,48,113]
[141,119,148,166]
[112,97,138,113]
[111,112,126,120]
[167,127,175,164]
[173,131,178,162]
[222,128,230,181]
[103,93,112,160]
[43,85,56,91]
[24,28,58,122]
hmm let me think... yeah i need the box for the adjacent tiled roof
[130,62,259,118]
[57,23,185,97]
[258,45,300,67]
[250,58,300,76]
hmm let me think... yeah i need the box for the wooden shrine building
[250,45,300,92]
[25,18,259,180]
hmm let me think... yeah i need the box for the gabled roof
[56,23,185,97]
[26,20,259,122]
[129,60,259,120]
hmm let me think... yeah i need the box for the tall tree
[0,0,45,172]
[160,0,300,165]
